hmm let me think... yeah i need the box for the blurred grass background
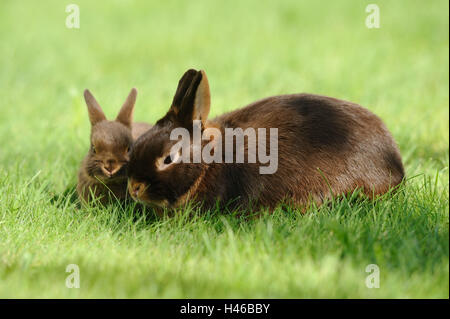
[0,0,448,298]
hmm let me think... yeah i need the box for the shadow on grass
[49,184,79,207]
[48,183,161,226]
[46,178,419,236]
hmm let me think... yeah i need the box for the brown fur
[128,69,404,212]
[77,88,152,204]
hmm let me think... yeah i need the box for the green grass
[0,0,448,298]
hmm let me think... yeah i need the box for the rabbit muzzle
[128,179,146,200]
[100,159,123,178]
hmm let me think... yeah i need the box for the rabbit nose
[129,181,145,198]
[104,159,119,174]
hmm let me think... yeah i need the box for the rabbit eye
[157,152,181,171]
[164,155,172,165]
[127,146,131,153]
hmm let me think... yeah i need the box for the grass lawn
[0,0,448,298]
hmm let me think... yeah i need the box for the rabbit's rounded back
[128,69,404,211]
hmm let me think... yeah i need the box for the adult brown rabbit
[77,88,152,204]
[127,69,404,212]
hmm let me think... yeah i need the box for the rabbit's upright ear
[116,88,137,128]
[84,89,106,126]
[172,69,210,127]
[170,69,198,115]
[192,70,211,124]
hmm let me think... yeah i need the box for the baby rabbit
[77,88,152,204]
[127,69,404,212]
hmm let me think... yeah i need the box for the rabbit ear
[173,69,210,127]
[116,88,137,127]
[192,70,211,124]
[170,69,198,115]
[84,89,106,126]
